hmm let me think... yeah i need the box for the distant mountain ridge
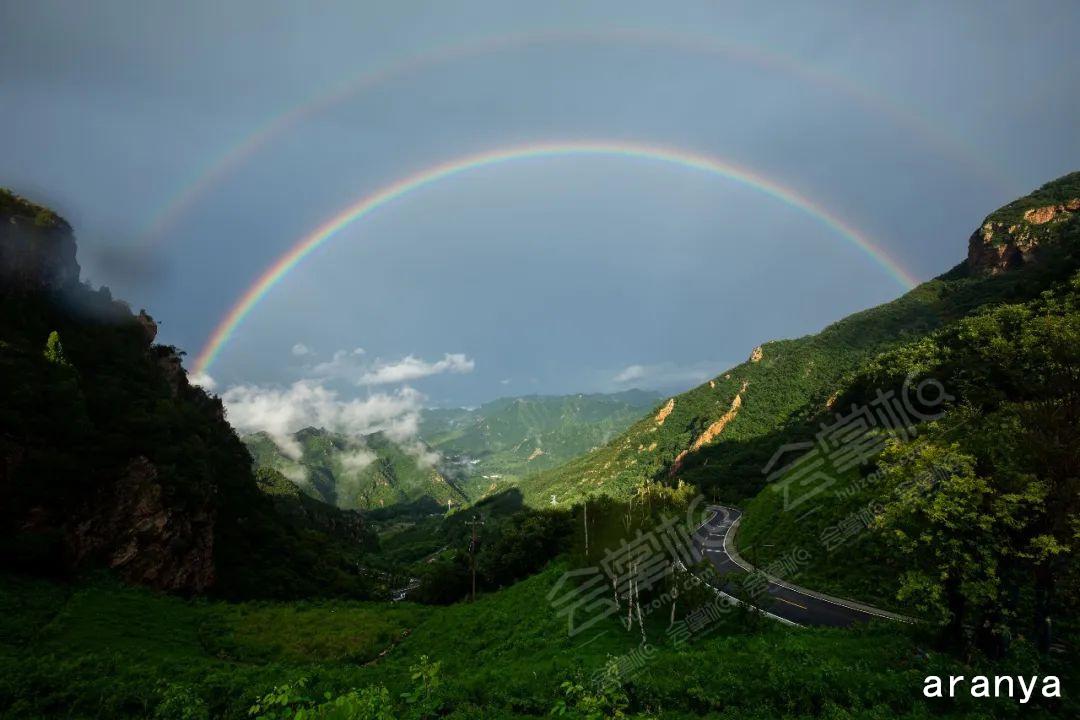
[242,389,660,510]
[422,389,660,498]
[244,428,466,511]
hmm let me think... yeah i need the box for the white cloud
[309,349,357,378]
[189,372,217,391]
[280,463,309,484]
[339,447,377,473]
[613,364,646,383]
[358,353,474,386]
[611,361,727,390]
[402,440,441,469]
[221,380,425,456]
[499,378,511,385]
[291,343,311,357]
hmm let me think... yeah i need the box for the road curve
[693,505,908,628]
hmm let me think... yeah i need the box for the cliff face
[1,188,375,599]
[69,457,216,592]
[967,173,1080,276]
[0,192,218,592]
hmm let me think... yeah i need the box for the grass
[2,568,1072,719]
[199,600,429,665]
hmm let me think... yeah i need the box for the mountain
[421,389,661,498]
[734,171,1080,608]
[241,389,659,511]
[521,172,1080,508]
[244,428,467,511]
[0,189,376,599]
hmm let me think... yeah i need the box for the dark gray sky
[3,1,1078,421]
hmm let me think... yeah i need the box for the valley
[2,173,1078,717]
[242,390,660,511]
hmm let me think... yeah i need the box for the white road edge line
[673,558,802,629]
[689,509,803,628]
[707,505,915,624]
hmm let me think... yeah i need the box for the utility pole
[466,514,485,602]
[583,499,589,559]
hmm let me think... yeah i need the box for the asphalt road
[693,505,901,628]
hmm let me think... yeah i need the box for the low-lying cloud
[221,380,425,457]
[613,364,647,383]
[338,447,378,473]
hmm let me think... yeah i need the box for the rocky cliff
[967,172,1080,275]
[0,188,373,598]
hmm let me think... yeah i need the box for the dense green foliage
[985,171,1080,227]
[739,215,1080,656]
[1,567,1072,718]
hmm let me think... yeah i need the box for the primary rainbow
[193,141,918,374]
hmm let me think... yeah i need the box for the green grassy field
[2,568,1070,719]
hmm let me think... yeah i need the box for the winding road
[693,505,910,628]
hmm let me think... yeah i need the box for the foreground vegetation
[3,567,1072,719]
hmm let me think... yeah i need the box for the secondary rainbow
[193,141,918,374]
[143,28,1013,249]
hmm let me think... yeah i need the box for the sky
[2,1,1078,440]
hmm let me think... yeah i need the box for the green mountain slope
[244,428,466,511]
[522,172,1080,508]
[422,389,660,498]
[736,175,1080,610]
[243,390,657,511]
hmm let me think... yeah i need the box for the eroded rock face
[669,381,749,476]
[967,198,1079,275]
[69,456,215,593]
[654,398,675,425]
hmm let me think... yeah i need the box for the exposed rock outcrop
[750,346,764,362]
[69,457,215,592]
[967,197,1079,275]
[669,381,749,476]
[654,398,675,425]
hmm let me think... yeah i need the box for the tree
[43,330,70,367]
[869,281,1080,653]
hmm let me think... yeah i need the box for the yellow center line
[776,596,807,610]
